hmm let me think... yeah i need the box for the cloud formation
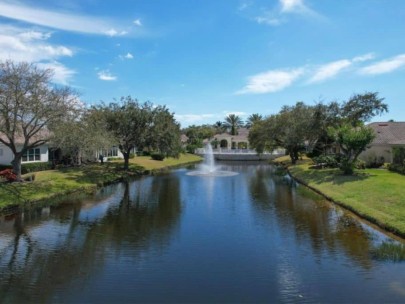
[0,25,75,84]
[37,61,76,85]
[236,68,304,94]
[236,52,396,94]
[98,70,117,81]
[359,54,405,75]
[307,59,352,83]
[253,0,324,27]
[0,2,126,36]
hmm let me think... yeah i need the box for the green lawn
[284,159,405,237]
[0,153,201,209]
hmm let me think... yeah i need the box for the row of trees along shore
[248,92,388,174]
[0,61,181,181]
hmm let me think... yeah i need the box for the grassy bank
[0,153,201,210]
[273,156,405,237]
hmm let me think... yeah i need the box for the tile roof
[368,122,405,145]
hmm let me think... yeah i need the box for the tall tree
[213,121,225,134]
[245,113,263,129]
[341,92,388,126]
[147,105,181,158]
[0,61,78,180]
[101,97,153,170]
[50,107,114,165]
[249,102,315,164]
[224,114,243,135]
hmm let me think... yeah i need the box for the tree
[213,121,225,134]
[328,124,375,174]
[224,114,243,135]
[245,113,263,129]
[50,107,114,165]
[147,105,181,158]
[0,61,78,180]
[341,92,388,126]
[100,97,153,170]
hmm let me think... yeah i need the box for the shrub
[0,169,17,182]
[388,163,405,175]
[129,153,135,159]
[151,153,165,161]
[21,162,53,174]
[107,157,121,161]
[312,155,339,168]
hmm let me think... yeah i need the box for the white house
[0,142,49,166]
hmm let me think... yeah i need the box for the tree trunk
[123,151,130,170]
[11,154,23,181]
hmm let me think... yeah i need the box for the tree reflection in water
[0,175,181,303]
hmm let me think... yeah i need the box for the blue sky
[0,0,404,127]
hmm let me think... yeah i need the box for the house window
[107,146,119,157]
[22,148,41,162]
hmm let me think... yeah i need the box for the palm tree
[224,114,243,135]
[213,121,225,134]
[246,113,263,128]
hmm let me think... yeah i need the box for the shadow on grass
[59,163,145,186]
[293,166,374,185]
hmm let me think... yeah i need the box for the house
[0,142,49,166]
[0,133,50,166]
[359,122,405,164]
[210,127,250,149]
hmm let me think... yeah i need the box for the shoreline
[272,157,405,240]
[0,154,202,215]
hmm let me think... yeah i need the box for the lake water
[1,162,405,303]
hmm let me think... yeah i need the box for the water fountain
[187,143,238,177]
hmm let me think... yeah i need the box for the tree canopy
[0,61,78,179]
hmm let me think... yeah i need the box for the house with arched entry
[210,128,250,150]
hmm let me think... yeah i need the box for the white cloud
[307,53,376,83]
[0,2,126,36]
[236,68,304,94]
[104,29,128,37]
[279,0,321,18]
[0,25,74,62]
[37,61,76,85]
[133,19,142,27]
[353,53,375,62]
[124,52,134,59]
[359,54,405,75]
[255,0,323,27]
[307,59,352,83]
[98,70,117,81]
[280,0,306,13]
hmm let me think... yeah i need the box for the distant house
[359,122,405,163]
[210,128,250,149]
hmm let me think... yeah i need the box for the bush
[21,162,53,174]
[388,163,405,175]
[107,157,121,161]
[151,153,165,161]
[129,153,135,159]
[312,155,339,168]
